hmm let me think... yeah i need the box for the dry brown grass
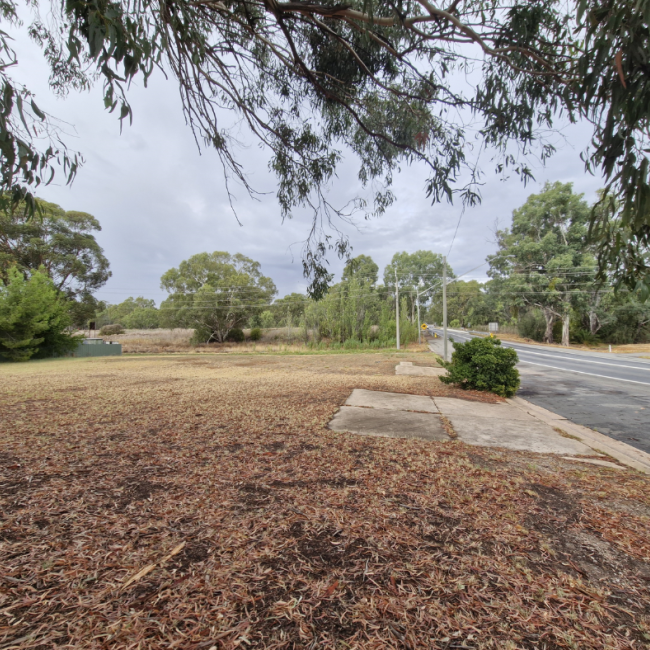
[98,328,194,353]
[611,343,650,354]
[1,353,649,649]
[93,328,432,356]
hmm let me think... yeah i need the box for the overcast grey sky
[12,23,604,305]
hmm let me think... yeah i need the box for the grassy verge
[1,353,649,649]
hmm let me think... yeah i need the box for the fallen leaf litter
[1,352,649,649]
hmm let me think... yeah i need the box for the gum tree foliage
[383,250,450,321]
[303,253,419,344]
[271,292,308,326]
[427,279,489,327]
[97,296,159,328]
[0,266,78,361]
[341,254,379,286]
[160,252,277,342]
[304,255,382,342]
[0,196,111,297]
[0,1,648,296]
[487,182,598,346]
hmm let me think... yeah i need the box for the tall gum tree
[487,182,597,346]
[160,252,277,342]
[383,251,451,322]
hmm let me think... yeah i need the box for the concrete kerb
[508,396,650,475]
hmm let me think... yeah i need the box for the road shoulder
[508,395,650,474]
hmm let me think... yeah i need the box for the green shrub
[250,327,262,341]
[226,327,245,342]
[517,310,545,341]
[0,268,77,361]
[121,307,160,329]
[190,326,211,345]
[99,324,124,336]
[440,336,520,397]
[450,319,461,328]
[260,310,275,329]
[570,328,599,345]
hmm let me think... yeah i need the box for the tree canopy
[383,250,450,321]
[271,292,308,326]
[1,0,649,295]
[0,196,111,299]
[487,182,598,345]
[341,255,379,286]
[160,252,277,342]
[97,296,160,329]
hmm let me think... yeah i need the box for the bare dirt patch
[0,353,649,648]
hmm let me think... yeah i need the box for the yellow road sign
[421,323,428,330]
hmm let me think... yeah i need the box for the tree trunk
[589,292,601,335]
[561,311,570,347]
[542,308,555,344]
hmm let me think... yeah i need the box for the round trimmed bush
[440,336,520,397]
[99,324,124,336]
[226,327,245,342]
[250,327,262,341]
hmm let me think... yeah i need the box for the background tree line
[3,181,649,361]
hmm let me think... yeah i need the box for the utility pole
[417,279,424,345]
[443,256,448,362]
[395,268,400,350]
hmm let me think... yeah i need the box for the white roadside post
[395,268,400,350]
[443,256,448,362]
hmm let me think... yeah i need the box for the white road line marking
[520,361,650,386]
[506,349,650,372]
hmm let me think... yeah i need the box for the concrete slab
[560,457,626,470]
[434,397,535,421]
[345,389,438,413]
[329,406,448,441]
[396,365,447,377]
[448,415,594,455]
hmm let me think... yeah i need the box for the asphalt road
[428,327,650,455]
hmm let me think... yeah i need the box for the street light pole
[443,256,448,362]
